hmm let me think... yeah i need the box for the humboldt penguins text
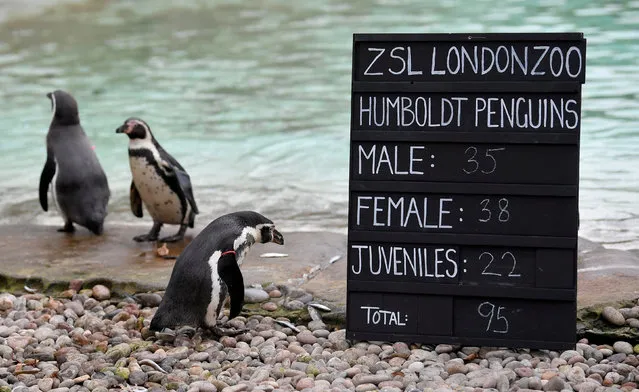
[357,95,579,130]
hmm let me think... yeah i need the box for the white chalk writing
[480,251,521,278]
[351,245,458,278]
[362,44,583,78]
[361,306,408,326]
[363,46,423,76]
[478,198,510,223]
[478,302,509,334]
[463,146,505,175]
[358,144,426,175]
[356,196,454,229]
[358,95,579,130]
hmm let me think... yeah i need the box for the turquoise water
[0,0,637,249]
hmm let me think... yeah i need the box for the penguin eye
[260,226,272,243]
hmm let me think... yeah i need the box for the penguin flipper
[174,168,199,215]
[218,252,244,319]
[39,150,56,211]
[129,181,143,218]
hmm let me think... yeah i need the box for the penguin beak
[271,228,284,245]
[115,124,127,134]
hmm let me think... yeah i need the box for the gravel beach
[0,285,638,392]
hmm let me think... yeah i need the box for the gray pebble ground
[0,284,638,392]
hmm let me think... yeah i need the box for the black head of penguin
[47,90,80,126]
[230,211,284,245]
[115,117,152,140]
[259,222,284,245]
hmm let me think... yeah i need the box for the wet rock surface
[0,225,347,306]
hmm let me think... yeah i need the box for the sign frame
[346,32,586,350]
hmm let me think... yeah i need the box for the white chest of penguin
[129,156,185,225]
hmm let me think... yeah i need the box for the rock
[296,377,314,390]
[0,294,16,311]
[515,367,534,378]
[261,302,278,311]
[445,360,468,375]
[106,343,131,361]
[34,327,58,342]
[354,384,378,392]
[568,355,586,365]
[284,300,304,310]
[560,350,580,361]
[407,361,424,372]
[566,366,585,384]
[603,372,624,386]
[59,361,81,379]
[543,376,565,391]
[574,382,598,392]
[133,293,163,307]
[608,352,627,363]
[601,306,625,326]
[495,374,509,392]
[7,336,31,350]
[114,367,130,380]
[352,374,391,386]
[269,290,281,298]
[129,370,147,386]
[91,285,111,300]
[435,344,454,354]
[613,341,634,354]
[307,320,326,331]
[296,331,317,345]
[328,329,349,350]
[37,378,54,392]
[220,336,237,348]
[244,288,269,303]
[166,346,190,360]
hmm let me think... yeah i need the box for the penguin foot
[133,233,158,242]
[159,225,187,243]
[158,233,185,243]
[176,326,197,338]
[57,222,75,233]
[134,222,163,242]
[210,325,249,337]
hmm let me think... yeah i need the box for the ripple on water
[0,0,637,249]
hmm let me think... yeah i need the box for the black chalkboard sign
[346,33,585,350]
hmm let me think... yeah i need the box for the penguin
[115,117,198,242]
[150,211,284,334]
[39,90,110,235]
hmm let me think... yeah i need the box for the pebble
[0,289,636,392]
[613,341,634,354]
[244,288,270,303]
[601,306,626,326]
[284,300,304,310]
[91,285,111,300]
[261,302,278,311]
